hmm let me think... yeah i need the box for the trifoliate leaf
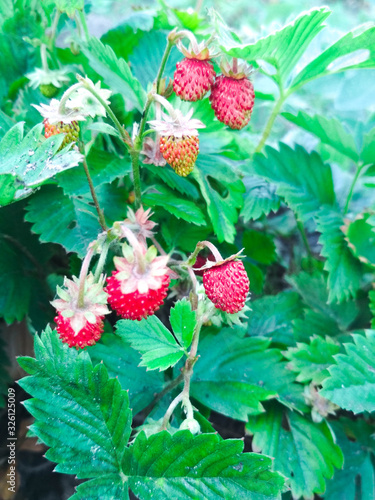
[116,316,185,371]
[320,331,375,413]
[251,144,335,222]
[316,207,362,303]
[169,299,196,350]
[282,111,359,161]
[283,336,340,385]
[247,291,304,346]
[191,327,307,421]
[246,402,344,499]
[89,332,164,414]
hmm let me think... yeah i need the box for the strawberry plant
[1,1,375,499]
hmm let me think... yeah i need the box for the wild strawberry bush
[1,1,375,499]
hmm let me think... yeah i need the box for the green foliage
[169,299,196,350]
[283,336,340,385]
[251,144,335,222]
[345,213,375,267]
[316,207,362,303]
[242,229,276,265]
[0,123,82,206]
[241,178,281,222]
[321,331,375,414]
[246,403,344,499]
[116,316,186,371]
[55,0,83,17]
[19,327,285,500]
[191,327,306,421]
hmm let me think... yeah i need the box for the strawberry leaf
[82,37,146,112]
[320,331,375,414]
[282,111,359,162]
[316,207,362,303]
[344,213,375,267]
[169,299,196,350]
[246,403,344,499]
[283,336,340,385]
[116,316,185,371]
[215,7,331,86]
[241,177,281,222]
[191,327,307,421]
[251,144,335,222]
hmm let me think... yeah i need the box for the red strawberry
[160,135,199,177]
[105,243,171,321]
[51,274,110,349]
[55,313,104,348]
[174,58,216,102]
[210,75,254,130]
[44,118,80,148]
[203,260,249,313]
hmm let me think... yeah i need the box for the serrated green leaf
[251,144,335,222]
[246,403,344,499]
[321,331,375,413]
[191,327,306,421]
[282,111,359,161]
[124,430,285,500]
[57,147,131,196]
[291,24,375,91]
[193,154,244,243]
[325,419,375,500]
[247,291,304,346]
[169,299,196,350]
[116,316,185,371]
[0,122,82,202]
[89,332,164,414]
[316,207,362,303]
[216,7,330,86]
[25,185,102,258]
[143,185,206,226]
[18,326,132,484]
[284,336,340,385]
[144,164,200,200]
[82,37,146,112]
[243,229,277,265]
[345,213,375,266]
[241,177,281,222]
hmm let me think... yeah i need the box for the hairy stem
[344,162,364,215]
[77,10,90,42]
[94,238,111,282]
[254,92,286,153]
[82,156,108,231]
[155,40,174,93]
[77,245,95,308]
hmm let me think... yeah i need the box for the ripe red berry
[44,118,80,148]
[174,58,216,102]
[203,260,249,313]
[106,273,170,321]
[209,75,255,130]
[55,313,104,349]
[159,135,199,177]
